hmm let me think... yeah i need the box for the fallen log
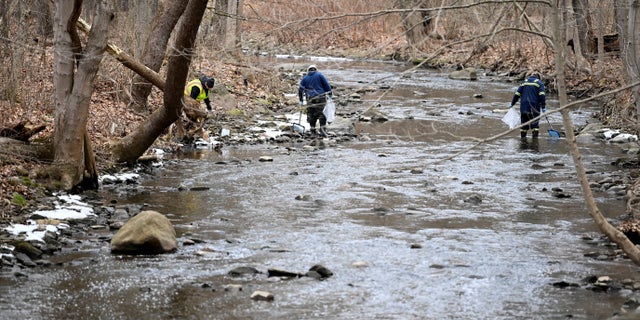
[0,121,46,142]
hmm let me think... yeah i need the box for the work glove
[541,107,547,113]
[509,104,514,109]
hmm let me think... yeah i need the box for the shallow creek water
[1,57,638,319]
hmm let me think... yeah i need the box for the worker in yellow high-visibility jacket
[184,76,215,111]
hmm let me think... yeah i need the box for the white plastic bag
[323,97,336,123]
[501,107,520,129]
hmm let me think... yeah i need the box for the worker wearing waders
[510,73,546,139]
[185,76,215,111]
[298,65,333,137]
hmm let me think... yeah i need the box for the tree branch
[75,18,166,91]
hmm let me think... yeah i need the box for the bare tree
[111,0,210,164]
[211,0,229,48]
[208,0,243,54]
[127,0,188,112]
[569,0,591,73]
[394,0,435,55]
[52,0,112,190]
[551,0,640,264]
[617,0,640,125]
[34,0,53,38]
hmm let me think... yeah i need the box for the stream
[1,56,638,320]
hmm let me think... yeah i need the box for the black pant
[306,96,327,128]
[520,112,540,130]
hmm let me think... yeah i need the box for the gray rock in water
[110,210,177,255]
[228,266,261,277]
[361,108,389,123]
[250,290,274,301]
[449,68,478,80]
[267,268,302,278]
[463,194,483,204]
[14,252,36,267]
[307,264,333,279]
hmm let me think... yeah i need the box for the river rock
[609,133,638,143]
[463,194,482,204]
[250,290,274,301]
[361,108,389,123]
[352,261,368,268]
[449,68,478,80]
[14,252,37,267]
[267,268,302,278]
[228,266,261,277]
[307,264,333,279]
[12,241,43,260]
[110,210,177,254]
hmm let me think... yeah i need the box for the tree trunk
[128,0,188,112]
[551,0,640,265]
[35,0,53,38]
[53,0,111,190]
[395,0,433,54]
[212,0,229,47]
[75,18,165,90]
[626,0,640,126]
[3,1,25,104]
[234,0,243,52]
[111,0,209,164]
[572,0,591,54]
[0,0,10,57]
[570,0,591,73]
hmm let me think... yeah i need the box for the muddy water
[1,59,638,320]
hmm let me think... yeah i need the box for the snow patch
[4,194,93,243]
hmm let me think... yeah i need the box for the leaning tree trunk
[551,0,640,265]
[111,0,209,164]
[128,0,188,112]
[52,0,111,190]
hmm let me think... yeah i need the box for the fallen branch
[0,121,46,142]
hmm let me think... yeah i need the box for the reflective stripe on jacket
[511,76,546,114]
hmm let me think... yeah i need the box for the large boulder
[110,210,177,255]
[449,68,478,80]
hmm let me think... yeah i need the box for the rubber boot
[532,129,539,138]
[520,130,527,139]
[309,128,317,136]
[318,126,328,137]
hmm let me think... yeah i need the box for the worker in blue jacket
[298,65,333,137]
[510,73,546,139]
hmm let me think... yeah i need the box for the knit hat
[205,77,215,88]
[307,65,317,72]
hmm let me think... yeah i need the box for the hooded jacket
[298,70,332,103]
